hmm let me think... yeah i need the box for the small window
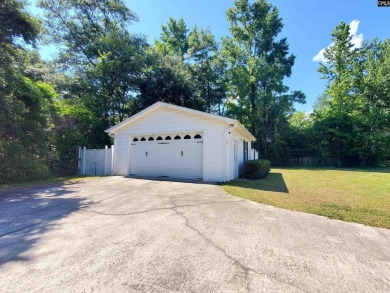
[174,135,181,140]
[184,135,191,139]
[156,136,163,141]
[194,134,202,139]
[140,137,146,141]
[165,136,172,140]
[133,138,139,141]
[148,137,154,141]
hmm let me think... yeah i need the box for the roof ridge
[155,101,235,123]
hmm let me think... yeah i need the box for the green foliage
[155,18,189,59]
[39,0,147,149]
[242,159,271,179]
[286,112,320,159]
[38,0,137,67]
[222,0,305,165]
[84,28,148,126]
[0,142,52,184]
[289,112,313,130]
[0,0,59,184]
[51,97,95,175]
[0,0,42,94]
[313,21,390,166]
[0,0,41,47]
[152,19,228,114]
[3,0,388,185]
[0,72,57,184]
[188,27,228,114]
[138,49,200,110]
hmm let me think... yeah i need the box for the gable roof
[105,102,255,141]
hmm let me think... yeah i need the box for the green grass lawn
[0,176,94,193]
[223,168,390,229]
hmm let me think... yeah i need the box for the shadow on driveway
[0,184,89,265]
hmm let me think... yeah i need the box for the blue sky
[32,0,390,112]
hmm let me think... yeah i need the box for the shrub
[0,142,52,185]
[242,159,271,179]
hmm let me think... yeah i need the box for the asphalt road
[0,177,389,292]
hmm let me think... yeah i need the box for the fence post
[83,146,86,175]
[111,145,114,175]
[94,149,97,176]
[78,146,81,175]
[104,145,108,176]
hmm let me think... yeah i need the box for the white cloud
[349,19,359,35]
[312,20,363,62]
[313,48,327,63]
[351,33,364,49]
[349,19,364,49]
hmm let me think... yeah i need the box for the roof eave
[105,102,235,134]
[235,122,256,141]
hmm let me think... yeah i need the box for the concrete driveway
[0,177,389,293]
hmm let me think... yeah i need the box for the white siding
[113,107,228,181]
[113,135,129,175]
[227,130,248,181]
[203,128,225,181]
[238,138,244,175]
[227,134,235,181]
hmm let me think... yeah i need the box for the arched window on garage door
[140,137,146,141]
[148,137,154,141]
[174,135,181,140]
[156,136,163,141]
[133,138,139,141]
[194,134,202,139]
[184,135,191,139]
[165,136,172,140]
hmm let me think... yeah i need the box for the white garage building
[105,102,256,182]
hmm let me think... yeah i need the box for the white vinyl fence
[78,145,114,176]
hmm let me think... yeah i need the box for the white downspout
[109,134,115,175]
[223,121,238,182]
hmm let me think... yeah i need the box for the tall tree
[153,18,229,114]
[223,0,305,164]
[155,17,189,59]
[314,19,390,166]
[38,0,137,68]
[138,49,199,110]
[315,25,390,166]
[146,18,213,111]
[318,21,357,114]
[0,0,58,183]
[0,0,41,92]
[353,39,390,164]
[39,0,147,146]
[188,27,227,114]
[312,21,362,166]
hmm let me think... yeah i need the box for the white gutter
[223,121,238,182]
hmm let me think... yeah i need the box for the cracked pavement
[0,177,389,292]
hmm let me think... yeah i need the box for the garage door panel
[130,137,203,179]
[130,142,163,177]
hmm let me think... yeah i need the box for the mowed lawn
[223,168,390,229]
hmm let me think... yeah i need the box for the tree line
[0,0,388,184]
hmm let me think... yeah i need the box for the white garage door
[130,134,203,180]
